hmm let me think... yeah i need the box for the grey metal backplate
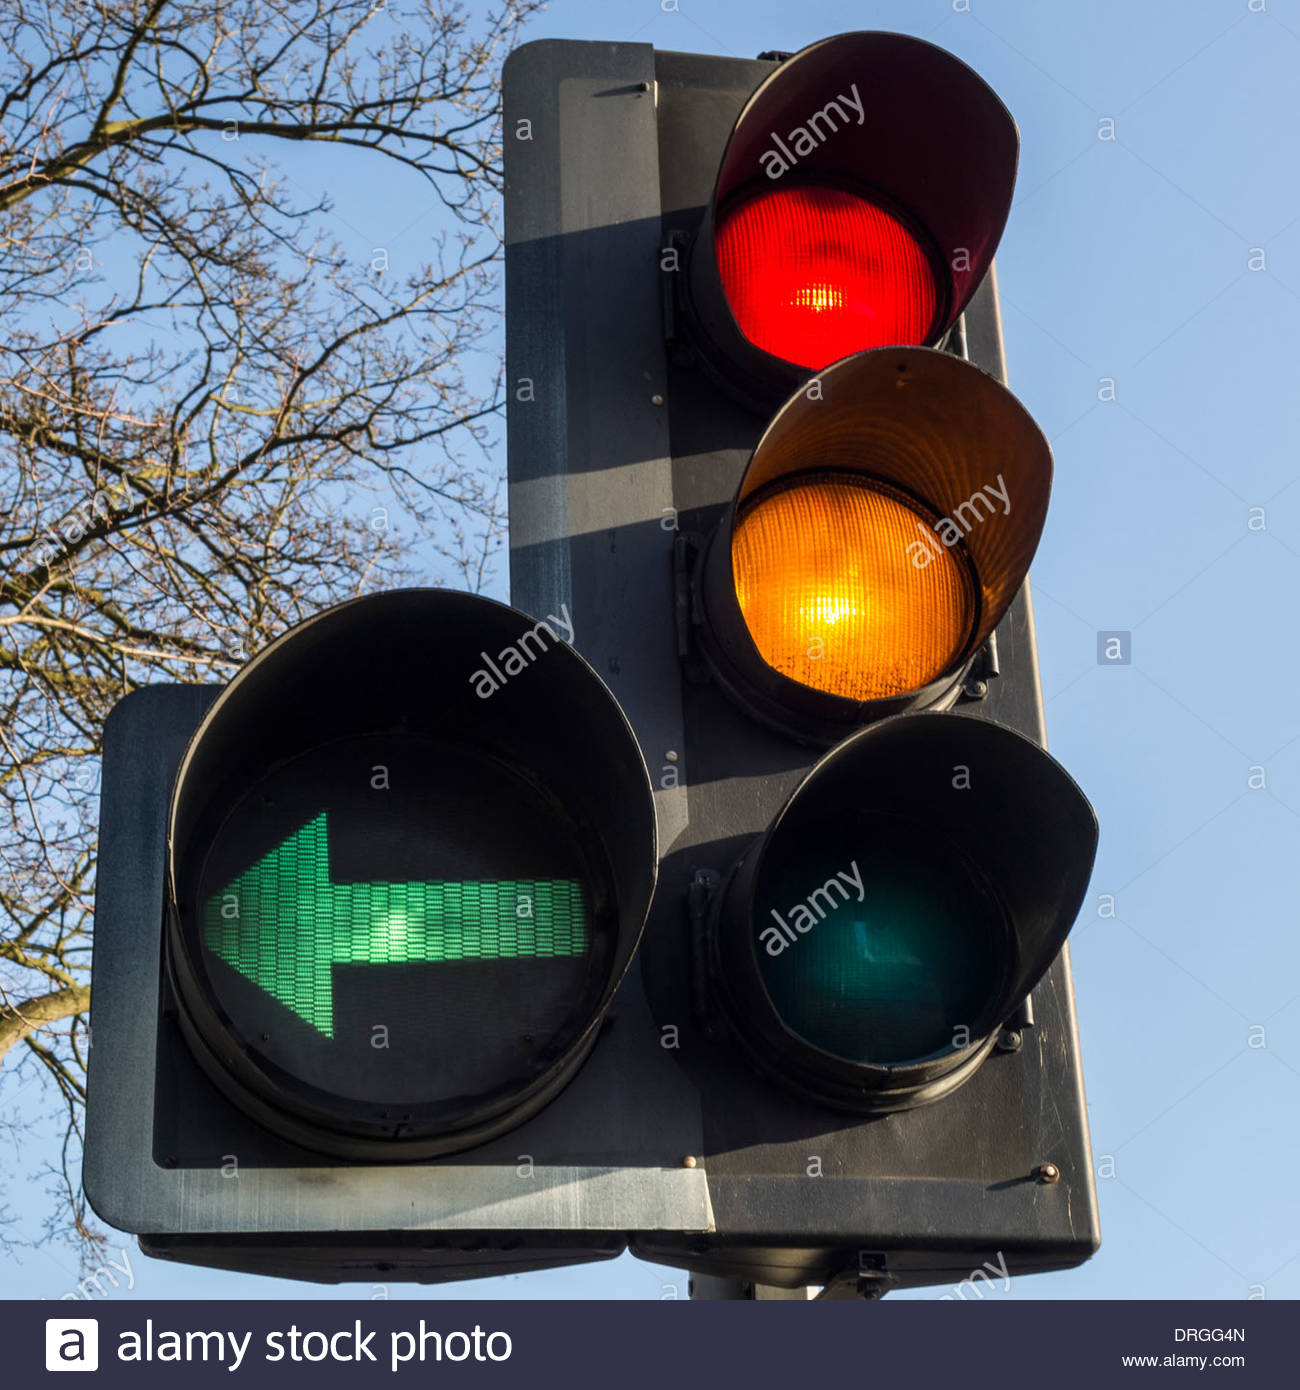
[83,681,711,1236]
[506,38,1099,1284]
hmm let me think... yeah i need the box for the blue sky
[5,0,1299,1303]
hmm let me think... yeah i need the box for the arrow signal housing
[166,590,656,1159]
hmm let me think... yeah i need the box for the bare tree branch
[0,984,93,1067]
[0,0,535,1253]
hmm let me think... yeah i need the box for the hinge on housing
[687,868,721,1035]
[672,531,710,682]
[996,994,1036,1053]
[961,629,1000,700]
[660,229,691,352]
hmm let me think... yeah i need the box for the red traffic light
[688,31,1019,399]
[714,184,940,367]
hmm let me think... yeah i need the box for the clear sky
[4,0,1298,1303]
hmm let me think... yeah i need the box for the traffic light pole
[690,1272,889,1300]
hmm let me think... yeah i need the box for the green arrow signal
[202,813,588,1038]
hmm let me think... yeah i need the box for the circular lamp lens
[731,473,977,702]
[715,185,940,368]
[185,735,607,1127]
[752,813,1010,1065]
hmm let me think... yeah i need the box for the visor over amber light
[688,31,1019,401]
[696,347,1052,744]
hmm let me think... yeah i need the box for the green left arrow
[202,812,588,1038]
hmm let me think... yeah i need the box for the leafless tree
[0,0,538,1248]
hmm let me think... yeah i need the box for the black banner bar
[11,1300,1285,1387]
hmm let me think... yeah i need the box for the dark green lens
[752,814,1009,1065]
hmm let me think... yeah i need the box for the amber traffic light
[695,346,1052,742]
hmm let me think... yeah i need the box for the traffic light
[85,591,695,1281]
[683,30,1016,402]
[164,591,656,1160]
[689,346,1051,736]
[505,30,1100,1291]
[83,29,1100,1295]
[703,714,1095,1116]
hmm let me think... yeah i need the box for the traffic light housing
[704,714,1095,1115]
[165,591,656,1160]
[692,345,1052,737]
[84,593,704,1284]
[686,32,1017,403]
[504,31,1100,1290]
[83,30,1101,1295]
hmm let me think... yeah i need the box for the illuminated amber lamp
[695,347,1052,743]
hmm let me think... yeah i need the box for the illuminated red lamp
[714,185,939,369]
[688,31,1019,401]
